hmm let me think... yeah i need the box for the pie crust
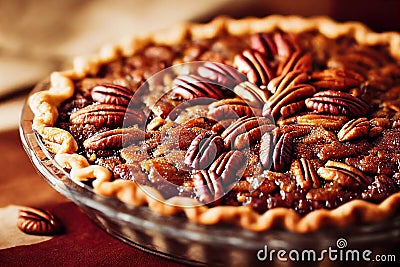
[28,15,400,233]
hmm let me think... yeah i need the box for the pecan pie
[28,16,400,232]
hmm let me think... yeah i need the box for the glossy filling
[55,30,400,215]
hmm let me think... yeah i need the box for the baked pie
[28,15,400,232]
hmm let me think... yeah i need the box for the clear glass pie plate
[20,81,400,266]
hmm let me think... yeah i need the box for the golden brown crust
[30,15,400,233]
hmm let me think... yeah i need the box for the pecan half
[280,101,307,119]
[70,104,145,127]
[185,132,225,169]
[272,132,293,172]
[279,124,313,137]
[234,49,275,87]
[123,108,147,127]
[221,116,275,149]
[250,32,299,60]
[310,69,364,91]
[91,84,135,106]
[171,75,226,100]
[264,84,316,119]
[317,160,370,189]
[144,157,190,185]
[278,114,348,130]
[83,127,148,150]
[276,51,312,77]
[259,132,273,169]
[290,158,320,190]
[250,33,277,59]
[369,117,390,137]
[18,207,63,236]
[273,32,300,59]
[305,90,370,117]
[233,81,269,109]
[298,114,347,130]
[192,170,223,203]
[337,117,369,141]
[207,98,260,120]
[193,150,246,203]
[197,62,247,88]
[272,125,312,173]
[267,70,309,94]
[209,150,246,184]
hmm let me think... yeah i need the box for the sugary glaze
[29,15,400,232]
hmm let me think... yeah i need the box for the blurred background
[0,0,399,131]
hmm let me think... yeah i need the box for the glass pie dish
[20,80,400,266]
